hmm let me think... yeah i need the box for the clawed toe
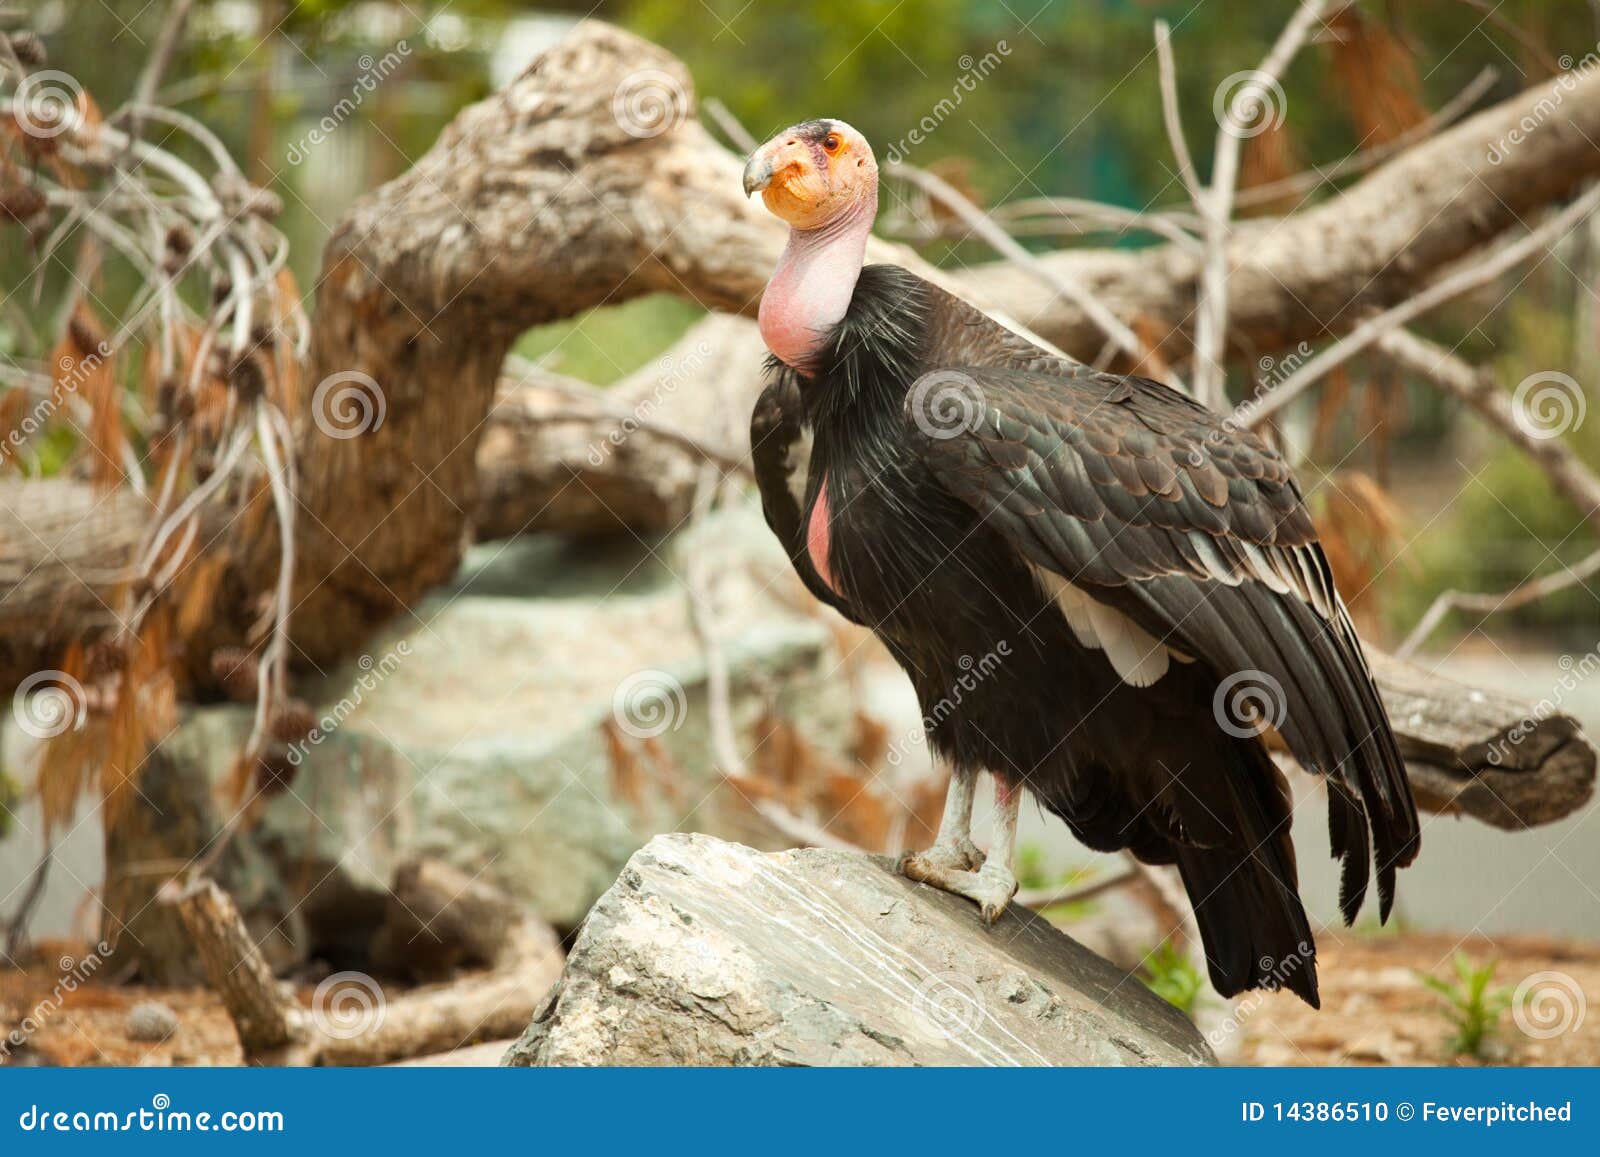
[901,853,1018,925]
[900,837,985,881]
[972,863,1018,925]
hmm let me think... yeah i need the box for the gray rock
[124,1001,179,1043]
[136,504,853,970]
[503,834,1214,1067]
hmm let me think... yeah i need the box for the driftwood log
[1365,650,1595,829]
[474,314,761,539]
[166,861,562,1065]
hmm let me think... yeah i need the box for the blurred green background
[7,0,1598,645]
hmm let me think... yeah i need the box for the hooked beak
[742,153,774,197]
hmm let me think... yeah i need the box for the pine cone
[209,646,257,702]
[254,747,297,797]
[9,33,46,67]
[227,350,266,402]
[270,699,318,744]
[0,185,46,223]
[82,638,127,680]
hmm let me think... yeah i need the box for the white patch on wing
[1031,567,1173,687]
[1186,532,1241,586]
[1185,531,1339,622]
[1242,541,1294,596]
[784,423,814,509]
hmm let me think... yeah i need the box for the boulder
[96,502,855,978]
[504,833,1214,1067]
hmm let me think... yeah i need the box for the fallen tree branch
[1228,66,1499,211]
[473,314,762,541]
[165,871,563,1065]
[1356,649,1593,830]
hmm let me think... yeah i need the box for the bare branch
[1193,0,1332,408]
[1398,548,1600,659]
[887,161,1177,384]
[1373,328,1600,537]
[1243,182,1600,426]
[1230,66,1498,211]
[1153,21,1204,209]
[128,0,196,121]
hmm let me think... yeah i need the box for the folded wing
[909,364,1420,921]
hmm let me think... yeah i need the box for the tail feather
[1175,841,1320,1008]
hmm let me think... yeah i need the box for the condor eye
[823,133,843,153]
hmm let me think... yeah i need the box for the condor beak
[742,154,774,196]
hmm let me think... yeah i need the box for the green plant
[1417,953,1513,1059]
[0,767,17,840]
[1014,844,1099,923]
[1140,941,1205,1019]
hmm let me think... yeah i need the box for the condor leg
[899,764,984,879]
[901,772,1021,925]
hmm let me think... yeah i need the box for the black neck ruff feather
[763,264,932,427]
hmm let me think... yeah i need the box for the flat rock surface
[505,833,1213,1067]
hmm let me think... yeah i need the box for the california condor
[742,119,1419,1007]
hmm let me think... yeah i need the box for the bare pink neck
[758,197,876,371]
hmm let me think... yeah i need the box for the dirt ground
[3,930,1595,1066]
[1,938,244,1066]
[1233,930,1600,1066]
